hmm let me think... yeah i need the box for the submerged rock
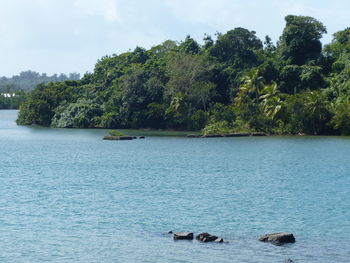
[162,230,173,236]
[187,134,201,138]
[201,134,224,138]
[284,259,293,263]
[201,132,267,138]
[173,232,193,240]
[214,237,224,243]
[259,232,295,245]
[225,133,251,137]
[251,132,267,136]
[103,136,134,140]
[196,233,224,243]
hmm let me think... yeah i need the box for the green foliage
[331,98,350,135]
[202,120,233,135]
[16,16,350,135]
[209,27,263,68]
[17,81,80,126]
[279,65,325,94]
[179,35,201,54]
[278,15,327,65]
[51,99,102,128]
[108,130,125,136]
[282,91,332,135]
[188,110,208,131]
[0,91,26,109]
[260,82,283,120]
[17,98,52,125]
[324,28,350,59]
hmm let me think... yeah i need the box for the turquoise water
[1,110,350,262]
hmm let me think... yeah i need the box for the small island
[103,130,145,140]
[16,16,350,137]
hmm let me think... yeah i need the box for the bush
[108,130,125,136]
[202,120,233,135]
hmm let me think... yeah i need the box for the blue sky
[0,0,349,77]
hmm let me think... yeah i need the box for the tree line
[0,71,80,109]
[16,15,350,135]
[0,70,81,92]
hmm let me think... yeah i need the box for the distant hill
[0,70,81,92]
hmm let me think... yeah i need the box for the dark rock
[187,134,201,138]
[139,136,145,139]
[225,133,251,137]
[119,136,134,140]
[201,134,224,138]
[196,233,224,243]
[251,132,267,136]
[133,136,137,139]
[214,237,224,243]
[173,232,193,240]
[259,232,295,245]
[284,259,293,263]
[259,235,269,242]
[103,136,134,140]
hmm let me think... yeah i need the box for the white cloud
[164,0,238,27]
[74,0,120,22]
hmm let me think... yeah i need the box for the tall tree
[260,82,282,120]
[278,15,327,65]
[209,27,263,68]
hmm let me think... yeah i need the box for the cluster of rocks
[187,132,267,138]
[171,232,225,243]
[167,231,295,262]
[168,231,295,246]
[103,136,145,140]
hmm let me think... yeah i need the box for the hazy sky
[0,0,349,77]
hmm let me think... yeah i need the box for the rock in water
[214,237,224,243]
[187,134,201,138]
[196,233,224,243]
[173,232,193,240]
[259,232,295,245]
[251,132,267,136]
[284,259,293,263]
[103,136,134,140]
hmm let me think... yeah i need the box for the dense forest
[0,71,80,109]
[17,15,350,135]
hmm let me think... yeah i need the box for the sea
[1,110,350,262]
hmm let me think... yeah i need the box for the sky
[0,0,349,77]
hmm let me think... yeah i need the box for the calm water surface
[1,110,350,262]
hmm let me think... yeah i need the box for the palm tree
[260,82,283,120]
[239,69,265,103]
[234,69,265,125]
[304,91,329,134]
